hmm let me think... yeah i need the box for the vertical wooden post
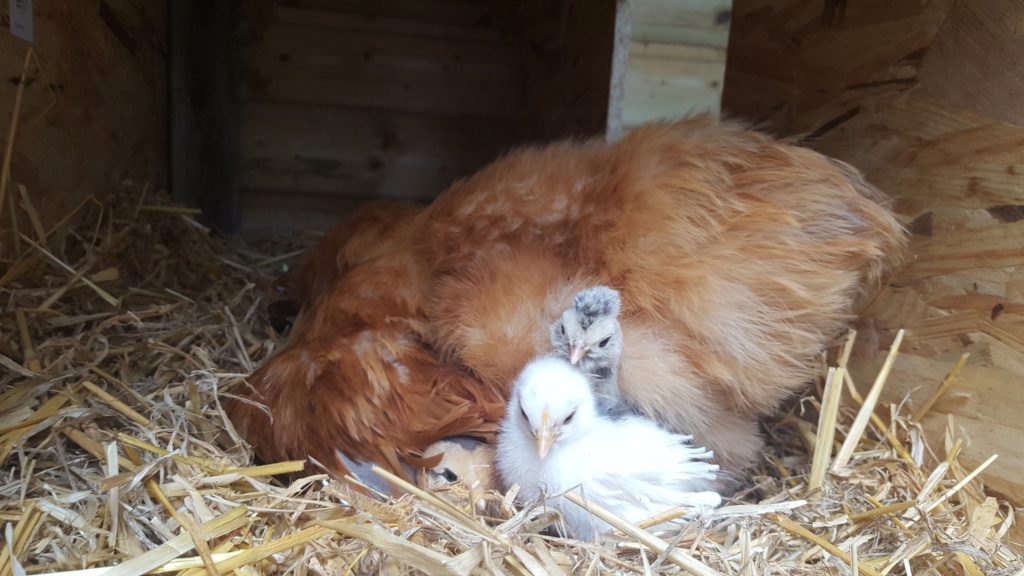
[606,0,631,142]
[169,0,241,232]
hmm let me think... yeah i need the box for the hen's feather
[228,116,906,479]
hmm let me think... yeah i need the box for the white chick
[550,286,624,401]
[496,356,722,541]
[416,437,498,512]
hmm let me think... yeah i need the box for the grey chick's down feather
[550,286,624,402]
[496,355,721,541]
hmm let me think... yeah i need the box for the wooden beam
[169,0,242,232]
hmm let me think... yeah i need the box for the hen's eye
[599,337,611,348]
[439,468,458,483]
[564,410,576,424]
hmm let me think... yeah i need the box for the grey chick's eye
[560,324,565,335]
[564,410,576,424]
[599,336,611,348]
[439,468,458,483]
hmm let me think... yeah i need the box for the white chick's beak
[569,343,586,365]
[535,410,556,460]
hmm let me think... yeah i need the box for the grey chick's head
[550,286,623,380]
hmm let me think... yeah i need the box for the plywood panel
[0,0,167,246]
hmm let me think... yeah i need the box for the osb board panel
[809,90,1024,504]
[725,0,1024,504]
[0,0,166,244]
[722,0,951,134]
[919,0,1024,127]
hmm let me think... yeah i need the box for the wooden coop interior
[2,0,1024,565]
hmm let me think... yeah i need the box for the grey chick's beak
[569,343,586,365]
[535,410,556,460]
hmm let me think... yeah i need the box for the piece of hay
[0,189,1021,576]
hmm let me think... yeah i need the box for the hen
[227,116,906,479]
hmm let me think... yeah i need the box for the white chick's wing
[576,417,722,522]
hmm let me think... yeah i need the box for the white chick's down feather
[496,356,721,541]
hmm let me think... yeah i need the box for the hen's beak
[569,343,586,365]
[535,410,555,460]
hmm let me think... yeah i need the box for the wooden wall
[237,0,525,233]
[618,0,731,133]
[0,1,167,257]
[725,0,1024,506]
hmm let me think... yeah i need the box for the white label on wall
[10,0,32,43]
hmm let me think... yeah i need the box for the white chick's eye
[599,336,611,348]
[563,410,576,424]
[520,404,529,422]
[438,468,458,483]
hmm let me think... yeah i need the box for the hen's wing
[429,245,601,387]
[273,200,423,310]
[228,237,505,480]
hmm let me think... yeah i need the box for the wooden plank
[606,0,631,141]
[631,0,732,49]
[242,21,523,118]
[271,6,505,43]
[270,0,503,27]
[239,189,420,233]
[239,102,518,198]
[622,43,726,125]
[919,0,1024,127]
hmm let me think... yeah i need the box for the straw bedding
[1,190,1022,576]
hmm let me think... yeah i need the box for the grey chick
[550,286,624,401]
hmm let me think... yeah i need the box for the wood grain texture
[726,0,1024,510]
[919,0,1024,127]
[619,0,730,129]
[237,2,525,232]
[243,18,522,119]
[811,92,1024,506]
[239,102,518,200]
[0,0,167,245]
[723,0,951,133]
